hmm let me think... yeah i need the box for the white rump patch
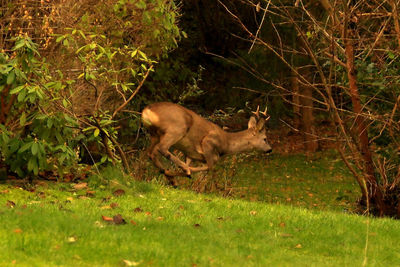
[142,108,160,126]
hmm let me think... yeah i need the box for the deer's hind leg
[147,134,167,174]
[150,131,192,176]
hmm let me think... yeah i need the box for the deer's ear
[248,116,257,129]
[256,119,265,131]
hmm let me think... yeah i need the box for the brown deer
[142,102,272,178]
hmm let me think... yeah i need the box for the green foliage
[50,0,184,163]
[0,37,79,177]
[113,0,183,53]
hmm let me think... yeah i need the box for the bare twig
[112,66,153,119]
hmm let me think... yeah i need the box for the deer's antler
[252,105,270,121]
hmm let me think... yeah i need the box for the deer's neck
[223,130,254,155]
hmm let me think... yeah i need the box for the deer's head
[247,116,272,153]
[247,105,272,153]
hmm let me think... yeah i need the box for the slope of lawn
[1,169,399,266]
[177,151,359,212]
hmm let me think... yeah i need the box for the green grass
[177,151,359,212]
[230,151,359,211]
[1,170,400,266]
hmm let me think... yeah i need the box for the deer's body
[142,102,271,177]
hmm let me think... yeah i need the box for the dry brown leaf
[113,189,125,197]
[102,215,113,222]
[133,207,143,213]
[113,214,126,225]
[86,190,96,197]
[110,202,119,209]
[6,200,16,208]
[73,182,87,190]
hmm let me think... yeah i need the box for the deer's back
[142,102,224,160]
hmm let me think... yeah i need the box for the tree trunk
[291,69,301,130]
[300,69,318,152]
[344,28,387,215]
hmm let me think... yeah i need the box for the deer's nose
[265,148,272,154]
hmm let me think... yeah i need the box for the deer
[141,102,272,179]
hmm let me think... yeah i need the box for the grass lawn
[0,153,399,266]
[177,151,359,212]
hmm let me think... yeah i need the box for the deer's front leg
[200,135,220,170]
[187,137,219,173]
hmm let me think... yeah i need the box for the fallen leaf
[250,210,257,215]
[133,207,143,213]
[13,228,23,234]
[113,189,125,197]
[102,215,113,222]
[6,200,16,208]
[130,220,137,225]
[110,202,119,209]
[67,236,77,243]
[279,222,286,228]
[295,244,302,249]
[86,190,96,197]
[0,189,9,194]
[122,259,142,266]
[113,214,126,225]
[73,182,87,190]
[156,217,164,221]
[66,197,74,202]
[194,223,201,228]
[145,211,152,216]
[37,192,46,199]
[101,205,112,210]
